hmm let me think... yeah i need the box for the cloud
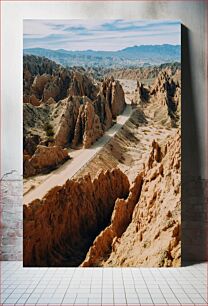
[23,19,181,51]
[101,19,180,32]
[50,24,66,30]
[63,26,87,32]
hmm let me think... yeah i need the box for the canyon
[24,129,181,267]
[82,130,181,267]
[23,56,181,267]
[23,55,125,178]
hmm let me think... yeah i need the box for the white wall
[1,1,207,178]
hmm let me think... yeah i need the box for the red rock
[82,131,181,267]
[102,77,126,118]
[23,145,69,178]
[29,94,41,106]
[23,168,130,266]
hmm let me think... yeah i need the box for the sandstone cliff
[72,101,103,148]
[134,81,149,105]
[24,130,180,267]
[23,55,181,267]
[24,56,73,104]
[68,71,98,100]
[23,56,127,177]
[23,145,69,178]
[23,169,130,266]
[52,96,81,147]
[81,130,181,267]
[93,93,112,131]
[102,77,126,118]
[134,68,181,127]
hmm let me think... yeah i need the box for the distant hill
[24,44,181,68]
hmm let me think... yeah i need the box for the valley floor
[23,76,181,268]
[23,95,132,204]
[74,78,177,183]
[24,77,177,201]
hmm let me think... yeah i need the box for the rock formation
[23,55,73,104]
[42,80,60,102]
[28,94,41,106]
[23,169,130,266]
[32,74,50,97]
[102,77,126,118]
[23,130,180,267]
[68,71,98,100]
[106,62,181,80]
[23,103,51,143]
[82,130,181,267]
[72,101,103,148]
[81,174,143,267]
[52,96,81,147]
[150,69,181,127]
[23,134,41,156]
[134,68,181,127]
[93,93,112,131]
[23,55,181,267]
[23,56,127,177]
[134,81,149,105]
[45,97,56,105]
[24,145,69,178]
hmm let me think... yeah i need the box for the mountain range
[24,44,181,68]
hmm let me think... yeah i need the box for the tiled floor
[0,262,207,305]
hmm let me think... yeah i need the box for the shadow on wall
[181,24,208,265]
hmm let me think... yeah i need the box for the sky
[23,19,181,51]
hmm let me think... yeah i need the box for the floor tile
[0,262,207,306]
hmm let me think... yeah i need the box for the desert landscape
[23,20,181,267]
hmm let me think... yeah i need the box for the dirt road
[24,98,132,204]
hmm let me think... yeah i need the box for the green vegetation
[44,122,54,137]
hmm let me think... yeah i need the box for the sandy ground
[23,79,136,198]
[74,109,176,184]
[24,78,175,203]
[23,96,132,204]
[73,78,176,183]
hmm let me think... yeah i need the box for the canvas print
[23,20,181,267]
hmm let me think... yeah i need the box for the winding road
[24,98,133,204]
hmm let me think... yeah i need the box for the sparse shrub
[44,122,54,137]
